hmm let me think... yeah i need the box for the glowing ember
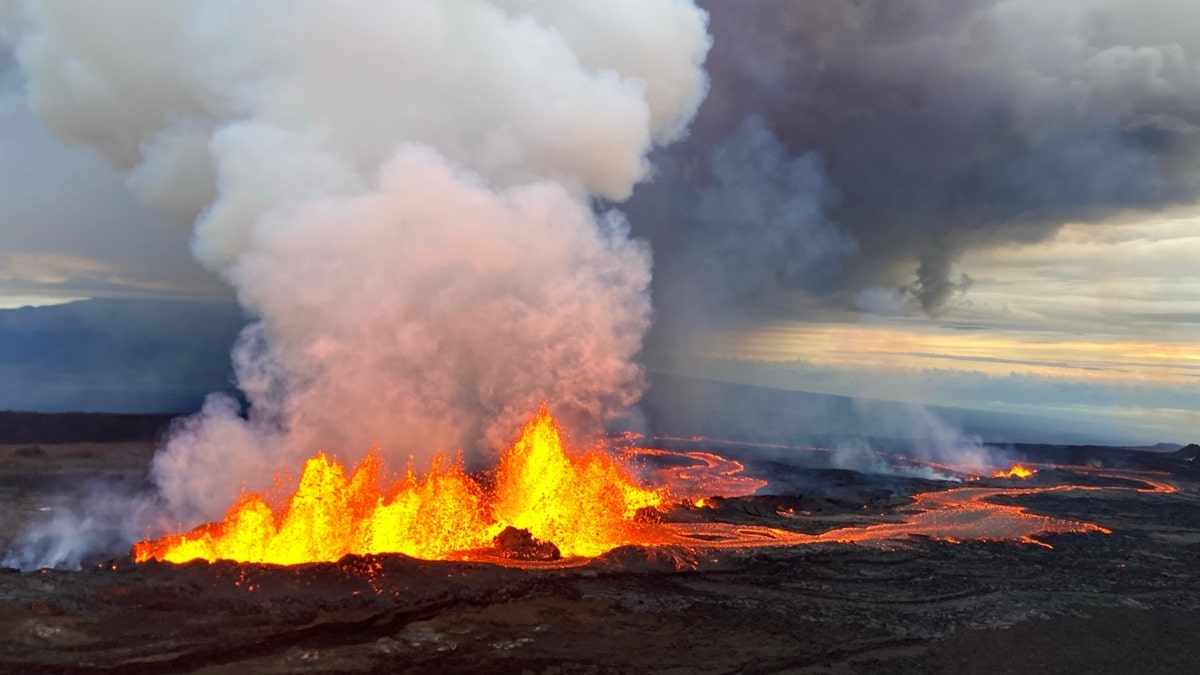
[134,406,663,565]
[994,464,1036,479]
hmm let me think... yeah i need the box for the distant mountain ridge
[0,411,174,444]
[0,297,243,413]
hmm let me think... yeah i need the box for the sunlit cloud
[670,213,1200,444]
[0,251,231,305]
[703,322,1198,387]
[0,294,85,310]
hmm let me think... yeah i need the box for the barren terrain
[2,434,1199,674]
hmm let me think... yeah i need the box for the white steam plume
[9,0,711,527]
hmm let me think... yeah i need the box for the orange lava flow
[815,487,1111,549]
[994,464,1036,479]
[630,447,768,501]
[133,407,663,565]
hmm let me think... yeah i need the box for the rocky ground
[1,439,1198,674]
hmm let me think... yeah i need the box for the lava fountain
[994,464,1036,479]
[134,407,663,565]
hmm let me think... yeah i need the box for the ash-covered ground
[2,432,1199,674]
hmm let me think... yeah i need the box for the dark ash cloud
[629,0,1200,318]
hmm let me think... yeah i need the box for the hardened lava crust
[1,438,1199,674]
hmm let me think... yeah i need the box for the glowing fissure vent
[994,464,1036,479]
[134,406,663,565]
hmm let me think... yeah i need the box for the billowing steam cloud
[6,0,711,531]
[631,0,1200,317]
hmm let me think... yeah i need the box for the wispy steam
[843,400,993,477]
[5,0,712,560]
[2,481,163,570]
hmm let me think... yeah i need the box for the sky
[0,0,1197,445]
[0,59,230,309]
[666,211,1200,443]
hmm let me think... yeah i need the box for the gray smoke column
[7,1,712,525]
[633,0,1200,316]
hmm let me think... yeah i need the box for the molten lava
[135,422,1142,568]
[134,407,663,565]
[630,447,768,501]
[994,464,1036,479]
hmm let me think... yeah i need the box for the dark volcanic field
[1,420,1199,673]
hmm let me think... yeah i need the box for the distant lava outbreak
[995,464,1036,479]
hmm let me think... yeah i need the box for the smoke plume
[7,0,712,531]
[630,0,1200,318]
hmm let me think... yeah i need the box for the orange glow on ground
[813,487,1111,548]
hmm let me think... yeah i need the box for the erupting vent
[134,407,663,565]
[994,464,1036,479]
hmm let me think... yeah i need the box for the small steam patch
[830,438,963,483]
[3,481,164,571]
[839,401,996,474]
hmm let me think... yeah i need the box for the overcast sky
[0,59,228,309]
[648,208,1200,443]
[0,1,1197,444]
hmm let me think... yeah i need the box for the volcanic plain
[1,415,1199,674]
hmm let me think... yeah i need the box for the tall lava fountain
[8,1,711,530]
